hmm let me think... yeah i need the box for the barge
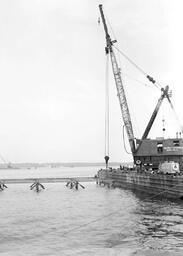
[97,5,183,199]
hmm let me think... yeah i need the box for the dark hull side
[97,169,183,199]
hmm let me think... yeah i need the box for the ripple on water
[0,167,183,255]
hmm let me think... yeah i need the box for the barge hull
[98,169,183,199]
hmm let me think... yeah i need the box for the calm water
[0,166,183,256]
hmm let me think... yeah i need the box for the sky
[0,0,183,163]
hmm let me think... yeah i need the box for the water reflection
[104,189,183,253]
[134,196,183,251]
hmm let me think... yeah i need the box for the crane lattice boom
[110,51,135,152]
[99,4,136,153]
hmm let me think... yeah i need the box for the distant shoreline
[0,162,133,169]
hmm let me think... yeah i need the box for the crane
[99,4,136,154]
[99,5,183,171]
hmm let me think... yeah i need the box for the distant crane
[0,154,12,168]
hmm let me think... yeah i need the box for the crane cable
[113,45,183,134]
[122,72,153,89]
[105,13,162,90]
[104,13,183,136]
[113,45,161,90]
[166,96,183,133]
[104,53,110,159]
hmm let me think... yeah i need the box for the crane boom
[141,86,169,140]
[99,4,136,153]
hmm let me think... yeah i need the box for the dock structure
[0,176,95,185]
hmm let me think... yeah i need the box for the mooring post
[0,181,8,191]
[70,181,74,189]
[75,181,79,190]
[74,180,85,190]
[94,174,99,185]
[66,181,71,187]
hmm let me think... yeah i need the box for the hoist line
[105,53,110,157]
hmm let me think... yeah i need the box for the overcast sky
[0,0,182,163]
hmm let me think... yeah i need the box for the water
[0,166,183,255]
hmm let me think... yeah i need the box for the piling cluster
[0,181,8,191]
[66,179,85,190]
[30,180,45,192]
[0,179,86,192]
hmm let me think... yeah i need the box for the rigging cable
[166,96,183,133]
[122,73,152,88]
[105,12,162,90]
[113,45,161,90]
[114,45,183,134]
[61,180,182,237]
[104,11,183,142]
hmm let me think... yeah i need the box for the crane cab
[134,138,183,171]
